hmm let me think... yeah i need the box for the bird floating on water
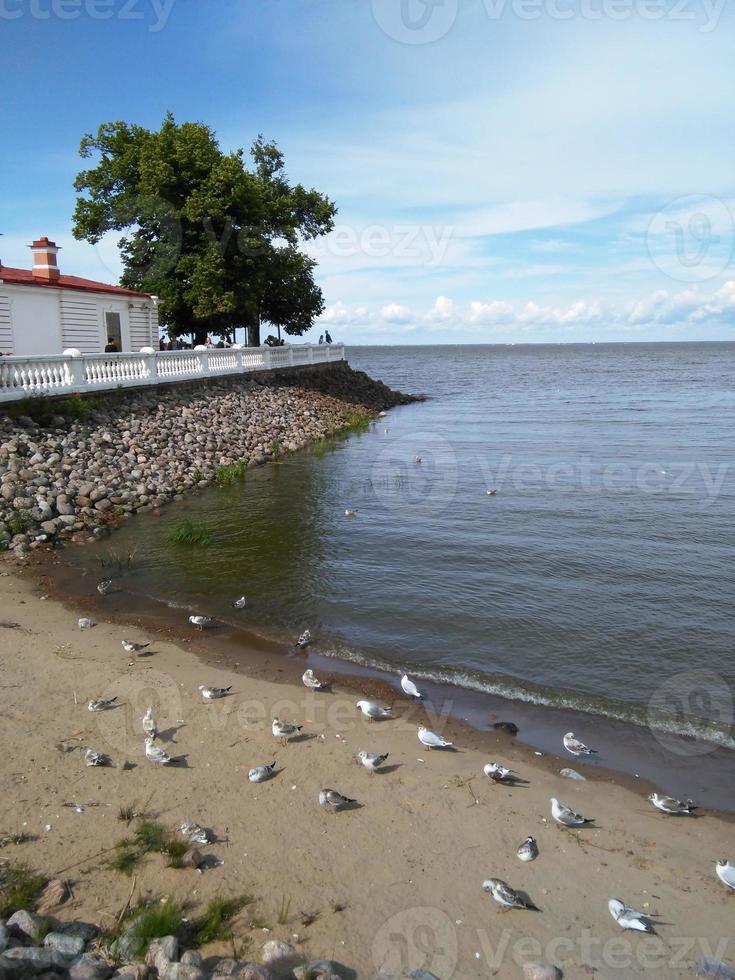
[357,750,389,773]
[482,878,539,911]
[199,685,232,700]
[319,788,357,812]
[84,747,110,767]
[486,488,498,495]
[145,736,172,765]
[97,579,114,595]
[483,761,519,783]
[122,640,150,654]
[550,797,593,827]
[232,596,247,609]
[344,508,357,517]
[87,696,118,712]
[563,732,598,756]
[296,630,312,649]
[417,726,452,749]
[517,836,538,862]
[272,717,303,743]
[648,792,697,815]
[249,761,277,783]
[715,859,735,891]
[189,615,214,630]
[142,706,157,739]
[400,674,424,699]
[608,898,656,933]
[302,669,327,691]
[414,455,422,464]
[356,700,392,722]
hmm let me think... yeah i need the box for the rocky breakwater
[0,363,422,557]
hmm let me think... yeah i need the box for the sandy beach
[0,563,733,979]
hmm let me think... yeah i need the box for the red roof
[0,266,152,299]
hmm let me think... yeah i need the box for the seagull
[145,736,172,765]
[121,640,150,654]
[417,726,453,749]
[232,596,247,609]
[357,750,390,773]
[344,508,357,517]
[517,837,538,862]
[199,685,232,700]
[400,674,424,699]
[87,696,118,712]
[563,732,598,756]
[319,788,357,812]
[715,859,735,891]
[483,761,519,783]
[296,630,312,649]
[356,700,392,722]
[179,821,213,845]
[272,718,303,743]
[648,792,697,815]
[84,748,110,767]
[482,878,539,911]
[97,579,114,595]
[608,898,656,933]
[189,615,214,630]
[249,761,277,783]
[302,669,327,691]
[142,706,157,739]
[486,488,498,495]
[78,618,94,630]
[414,456,422,464]
[551,797,593,827]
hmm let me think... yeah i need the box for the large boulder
[259,941,299,977]
[68,954,115,980]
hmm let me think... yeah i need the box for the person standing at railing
[324,330,332,344]
[104,338,119,353]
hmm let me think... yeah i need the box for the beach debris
[560,767,586,781]
[517,836,539,862]
[78,618,94,630]
[0,621,21,629]
[189,614,214,630]
[144,736,172,765]
[401,674,424,699]
[697,955,735,978]
[550,797,593,827]
[648,792,697,815]
[179,821,214,845]
[296,629,313,649]
[232,595,247,609]
[249,761,277,783]
[272,717,303,743]
[493,721,518,735]
[563,732,597,756]
[357,750,390,773]
[199,685,232,700]
[319,788,358,812]
[121,639,150,654]
[87,696,118,712]
[84,748,110,767]
[482,878,540,911]
[417,725,452,749]
[715,859,735,891]
[35,878,71,913]
[302,668,327,691]
[142,706,157,738]
[97,579,114,595]
[356,699,392,722]
[523,966,562,980]
[608,898,656,933]
[483,761,520,783]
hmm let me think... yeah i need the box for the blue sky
[1,0,734,343]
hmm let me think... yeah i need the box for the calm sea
[74,342,735,796]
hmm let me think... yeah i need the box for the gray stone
[158,965,205,980]
[0,923,8,954]
[145,936,178,971]
[179,951,202,968]
[55,922,98,943]
[259,941,300,976]
[41,520,59,536]
[68,953,114,980]
[300,962,356,980]
[44,932,86,958]
[210,958,238,977]
[523,967,563,980]
[56,501,75,516]
[7,910,47,941]
[232,966,274,980]
[3,947,70,972]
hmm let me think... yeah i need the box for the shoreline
[1,563,734,977]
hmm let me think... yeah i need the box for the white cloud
[380,303,413,323]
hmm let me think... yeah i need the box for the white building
[0,237,158,356]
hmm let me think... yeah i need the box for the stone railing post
[62,348,86,393]
[262,346,272,370]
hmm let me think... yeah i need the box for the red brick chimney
[30,236,61,282]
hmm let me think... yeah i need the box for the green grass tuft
[166,520,211,546]
[192,895,252,946]
[214,460,246,486]
[122,898,183,958]
[163,838,189,869]
[0,862,47,917]
[8,511,33,536]
[133,820,169,853]
[333,408,372,437]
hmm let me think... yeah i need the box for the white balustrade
[0,343,345,403]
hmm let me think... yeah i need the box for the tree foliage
[72,114,336,344]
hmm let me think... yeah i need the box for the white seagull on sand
[232,596,247,609]
[417,726,453,749]
[608,898,656,933]
[563,732,597,756]
[551,797,593,827]
[483,761,519,783]
[122,639,150,654]
[302,669,327,691]
[145,736,172,764]
[199,685,232,700]
[356,700,392,722]
[517,837,538,862]
[179,821,213,844]
[648,792,697,815]
[272,717,303,743]
[78,618,94,630]
[296,630,312,649]
[84,748,110,767]
[357,750,390,773]
[715,859,735,891]
[249,761,277,783]
[189,615,214,630]
[482,878,539,911]
[142,706,157,739]
[401,674,424,699]
[97,579,114,595]
[319,788,357,812]
[87,696,118,712]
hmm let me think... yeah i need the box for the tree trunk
[247,313,261,347]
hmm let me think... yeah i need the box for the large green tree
[72,114,336,345]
